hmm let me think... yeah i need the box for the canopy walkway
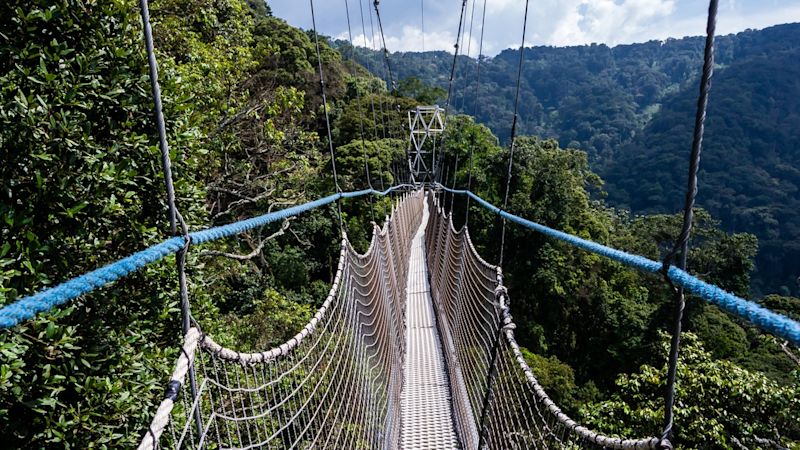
[3,0,800,448]
[401,198,459,449]
[134,190,665,449]
[3,187,797,449]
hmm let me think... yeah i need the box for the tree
[581,333,800,449]
[396,76,446,105]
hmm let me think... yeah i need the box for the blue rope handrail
[0,185,413,329]
[3,182,799,346]
[437,183,800,346]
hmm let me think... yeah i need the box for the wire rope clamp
[658,438,674,450]
[163,380,182,402]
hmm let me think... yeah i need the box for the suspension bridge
[2,183,798,449]
[2,0,800,448]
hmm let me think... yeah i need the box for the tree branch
[212,188,277,219]
[780,340,800,366]
[199,219,292,260]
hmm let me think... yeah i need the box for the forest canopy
[0,0,798,448]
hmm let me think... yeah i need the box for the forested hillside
[0,0,407,446]
[605,44,800,298]
[1,1,798,448]
[346,23,800,297]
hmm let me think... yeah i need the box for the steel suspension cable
[354,0,389,217]
[373,0,407,148]
[458,1,468,66]
[357,0,379,142]
[137,0,202,437]
[344,0,376,223]
[310,0,345,232]
[372,1,395,92]
[139,0,176,236]
[435,0,469,184]
[459,0,478,111]
[498,0,530,266]
[444,0,469,116]
[659,1,719,447]
[442,162,450,208]
[464,0,487,226]
[449,153,459,214]
[472,0,487,120]
[365,0,390,141]
[465,141,476,225]
[420,0,425,52]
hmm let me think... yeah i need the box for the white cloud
[271,0,800,55]
[343,25,481,55]
[547,0,677,46]
[599,2,800,44]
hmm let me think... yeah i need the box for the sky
[268,0,800,56]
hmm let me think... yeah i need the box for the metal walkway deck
[400,198,460,449]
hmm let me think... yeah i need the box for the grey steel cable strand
[370,1,403,145]
[444,0,469,117]
[358,0,386,143]
[449,153,460,215]
[421,0,425,52]
[499,0,530,267]
[344,0,376,222]
[457,0,470,91]
[372,1,395,92]
[659,1,718,447]
[442,162,451,218]
[138,0,176,235]
[464,0,487,226]
[459,0,478,112]
[310,0,345,233]
[465,140,475,224]
[432,0,468,185]
[473,0,488,121]
[137,0,204,440]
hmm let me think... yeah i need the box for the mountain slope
[346,23,800,295]
[605,46,800,296]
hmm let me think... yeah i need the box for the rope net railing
[138,190,424,450]
[424,191,660,449]
[433,184,800,346]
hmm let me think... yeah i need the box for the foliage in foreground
[582,333,800,449]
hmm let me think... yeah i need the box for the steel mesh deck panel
[400,199,461,449]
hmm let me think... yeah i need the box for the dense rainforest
[345,23,800,298]
[0,0,798,448]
